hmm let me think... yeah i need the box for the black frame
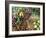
[5,1,45,38]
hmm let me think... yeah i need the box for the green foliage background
[12,7,40,30]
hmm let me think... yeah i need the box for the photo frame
[5,1,45,37]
